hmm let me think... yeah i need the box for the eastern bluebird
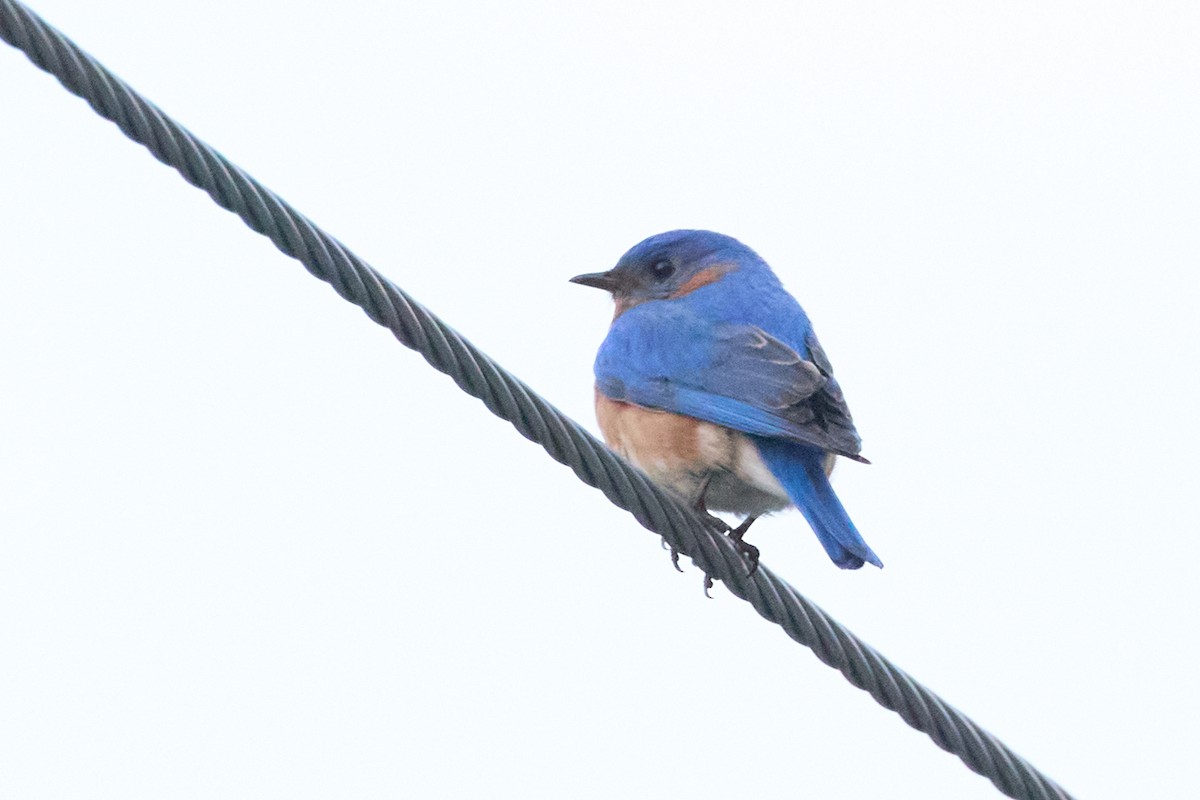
[572,230,881,573]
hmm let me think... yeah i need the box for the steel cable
[0,3,1073,798]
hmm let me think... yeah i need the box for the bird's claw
[729,516,760,577]
[687,476,757,594]
[732,537,760,577]
[660,537,684,573]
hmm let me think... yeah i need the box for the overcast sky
[2,2,1197,798]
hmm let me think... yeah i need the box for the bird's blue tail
[754,438,882,570]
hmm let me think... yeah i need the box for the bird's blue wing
[595,303,864,458]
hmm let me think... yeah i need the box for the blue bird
[571,230,881,572]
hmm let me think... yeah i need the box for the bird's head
[571,229,764,317]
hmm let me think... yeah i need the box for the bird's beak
[569,270,621,292]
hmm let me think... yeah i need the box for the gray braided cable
[0,3,1073,798]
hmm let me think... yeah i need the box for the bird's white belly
[703,431,791,516]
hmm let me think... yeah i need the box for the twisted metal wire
[0,3,1073,798]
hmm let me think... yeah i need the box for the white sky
[2,2,1197,798]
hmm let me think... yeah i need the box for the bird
[571,229,881,574]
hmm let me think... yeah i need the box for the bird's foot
[700,511,731,535]
[690,474,727,595]
[660,537,684,573]
[697,512,735,596]
[729,516,760,577]
[690,475,726,529]
[687,475,760,593]
[699,518,758,598]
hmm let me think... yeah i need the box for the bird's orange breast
[593,387,747,508]
[595,388,706,470]
[593,386,795,515]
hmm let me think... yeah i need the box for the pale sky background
[2,2,1198,798]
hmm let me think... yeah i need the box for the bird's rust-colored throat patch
[669,263,736,299]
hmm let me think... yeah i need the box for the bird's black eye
[650,259,675,281]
